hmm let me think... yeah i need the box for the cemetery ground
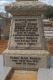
[0,40,8,53]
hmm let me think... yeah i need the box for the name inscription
[10,56,41,70]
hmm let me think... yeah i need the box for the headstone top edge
[5,1,47,11]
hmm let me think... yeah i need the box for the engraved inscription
[10,56,41,70]
[9,16,42,49]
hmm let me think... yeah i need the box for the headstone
[3,1,49,70]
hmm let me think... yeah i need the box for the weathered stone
[3,49,49,70]
[3,1,49,70]
[8,16,46,50]
[5,1,47,16]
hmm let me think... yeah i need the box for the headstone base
[3,49,49,70]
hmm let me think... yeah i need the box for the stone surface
[5,1,47,16]
[8,16,46,50]
[3,49,49,70]
[38,68,53,80]
[0,55,12,80]
[38,69,49,80]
